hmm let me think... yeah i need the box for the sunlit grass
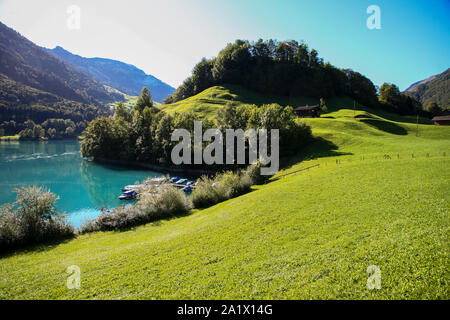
[0,87,449,299]
[1,157,448,299]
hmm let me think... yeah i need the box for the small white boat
[122,185,146,192]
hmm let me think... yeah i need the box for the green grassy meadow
[1,87,449,299]
[160,84,358,120]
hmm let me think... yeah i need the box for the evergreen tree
[114,102,130,122]
[134,87,153,113]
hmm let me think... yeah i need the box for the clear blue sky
[0,0,449,90]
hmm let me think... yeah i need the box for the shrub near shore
[0,161,267,251]
[80,185,191,233]
[191,166,260,208]
[81,164,263,232]
[0,187,74,253]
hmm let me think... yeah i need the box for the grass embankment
[0,87,449,299]
[0,135,20,141]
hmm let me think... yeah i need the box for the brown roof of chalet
[432,115,450,121]
[294,105,320,111]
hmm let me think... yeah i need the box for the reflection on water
[0,140,162,228]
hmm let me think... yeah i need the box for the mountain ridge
[46,46,175,103]
[404,68,449,108]
[0,21,115,138]
[405,74,439,92]
[0,21,122,106]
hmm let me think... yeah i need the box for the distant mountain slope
[404,68,449,108]
[0,21,122,106]
[0,74,109,123]
[0,21,117,138]
[405,74,439,92]
[47,46,175,103]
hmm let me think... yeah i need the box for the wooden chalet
[432,109,450,126]
[294,105,321,118]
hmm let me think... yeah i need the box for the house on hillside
[294,105,321,118]
[432,109,450,126]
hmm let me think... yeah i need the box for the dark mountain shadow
[359,119,408,135]
[279,136,353,171]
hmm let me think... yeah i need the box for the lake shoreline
[0,137,79,142]
[94,157,217,177]
[0,140,166,228]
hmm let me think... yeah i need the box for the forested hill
[164,39,380,109]
[47,46,175,103]
[404,68,449,108]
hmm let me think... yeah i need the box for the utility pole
[416,114,419,137]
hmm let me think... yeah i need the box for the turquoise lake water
[0,140,163,228]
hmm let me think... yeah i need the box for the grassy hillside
[1,93,449,299]
[298,109,439,159]
[160,84,355,120]
[161,84,434,126]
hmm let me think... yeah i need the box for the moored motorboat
[175,178,188,185]
[182,185,192,193]
[121,177,196,198]
[119,190,138,200]
[150,177,169,184]
[122,185,145,192]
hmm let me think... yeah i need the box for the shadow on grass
[0,209,201,256]
[0,235,76,259]
[356,106,433,125]
[359,119,408,135]
[279,136,353,171]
